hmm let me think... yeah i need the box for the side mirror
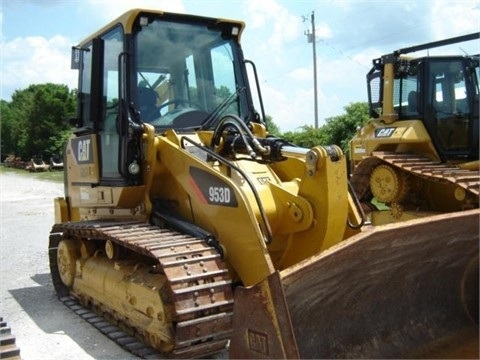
[71,47,82,70]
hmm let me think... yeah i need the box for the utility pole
[304,11,318,128]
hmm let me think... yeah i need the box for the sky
[1,0,479,132]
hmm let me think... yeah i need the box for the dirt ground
[0,169,137,359]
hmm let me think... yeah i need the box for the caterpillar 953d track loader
[49,9,479,359]
[349,33,480,225]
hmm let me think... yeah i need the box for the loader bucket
[230,209,479,359]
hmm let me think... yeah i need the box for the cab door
[73,25,142,187]
[423,58,479,161]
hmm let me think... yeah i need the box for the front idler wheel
[57,239,81,287]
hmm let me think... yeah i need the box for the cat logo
[78,139,91,162]
[375,127,396,138]
[72,137,94,164]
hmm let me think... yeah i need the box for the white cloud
[431,0,480,39]
[85,0,186,22]
[261,82,315,132]
[244,0,303,53]
[0,0,188,100]
[429,0,480,57]
[288,67,311,82]
[0,9,3,40]
[244,0,269,28]
[2,0,478,132]
[315,22,333,40]
[1,35,77,99]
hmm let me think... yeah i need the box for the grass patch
[371,197,390,211]
[0,166,64,183]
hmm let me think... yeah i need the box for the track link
[49,221,233,359]
[351,151,480,203]
[0,317,20,359]
[375,151,480,195]
[58,296,161,358]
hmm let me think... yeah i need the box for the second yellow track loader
[350,33,479,225]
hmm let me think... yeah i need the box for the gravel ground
[0,169,136,360]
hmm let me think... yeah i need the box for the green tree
[0,100,16,158]
[2,89,35,159]
[320,102,370,156]
[265,115,281,136]
[279,102,370,153]
[1,83,75,160]
[282,125,325,148]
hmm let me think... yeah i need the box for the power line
[318,39,370,69]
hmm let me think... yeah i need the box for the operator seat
[138,87,160,121]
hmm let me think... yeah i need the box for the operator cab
[367,48,479,162]
[70,10,259,185]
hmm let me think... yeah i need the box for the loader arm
[143,126,359,285]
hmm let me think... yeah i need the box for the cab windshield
[134,18,241,130]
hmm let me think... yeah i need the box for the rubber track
[351,151,480,201]
[49,221,234,359]
[0,317,20,359]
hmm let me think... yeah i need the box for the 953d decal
[189,167,238,207]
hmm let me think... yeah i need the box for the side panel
[66,134,100,184]
[64,133,147,221]
[155,136,275,286]
[349,119,441,165]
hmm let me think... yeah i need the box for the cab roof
[78,8,245,47]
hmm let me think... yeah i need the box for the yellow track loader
[349,33,479,225]
[49,9,479,358]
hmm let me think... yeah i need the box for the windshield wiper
[200,86,245,130]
